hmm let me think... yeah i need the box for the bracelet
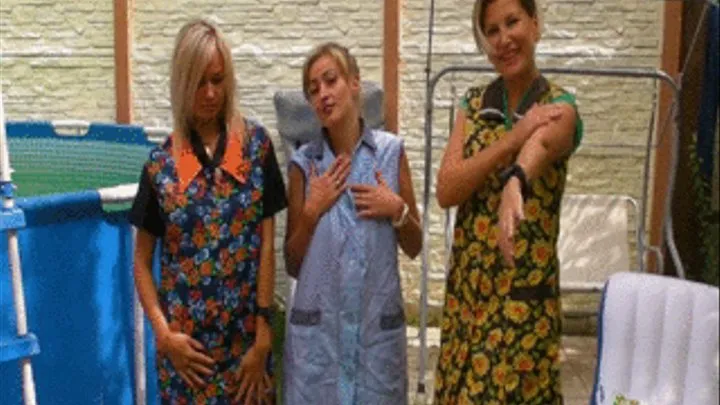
[499,163,530,202]
[392,202,410,228]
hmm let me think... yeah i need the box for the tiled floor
[561,336,598,405]
[406,328,598,405]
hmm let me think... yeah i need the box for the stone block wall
[1,0,664,313]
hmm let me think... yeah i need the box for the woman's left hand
[498,177,525,268]
[351,170,404,220]
[234,345,273,405]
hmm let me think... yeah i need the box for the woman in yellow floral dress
[433,0,583,403]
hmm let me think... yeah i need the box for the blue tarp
[0,192,160,404]
[2,194,125,403]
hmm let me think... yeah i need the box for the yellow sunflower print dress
[433,76,583,405]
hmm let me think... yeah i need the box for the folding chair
[273,81,384,169]
[437,194,642,315]
[592,272,719,405]
[558,194,641,294]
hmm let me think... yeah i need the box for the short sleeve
[551,92,584,150]
[458,88,472,112]
[129,165,165,237]
[262,139,288,218]
[288,147,311,178]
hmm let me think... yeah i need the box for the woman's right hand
[304,154,352,220]
[159,331,216,389]
[510,103,565,150]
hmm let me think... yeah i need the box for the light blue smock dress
[283,125,408,405]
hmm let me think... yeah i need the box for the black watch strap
[499,163,530,201]
[256,306,274,323]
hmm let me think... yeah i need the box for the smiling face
[305,54,360,129]
[192,47,225,125]
[481,0,540,81]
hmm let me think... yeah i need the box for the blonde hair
[301,42,360,101]
[170,19,239,147]
[472,0,543,56]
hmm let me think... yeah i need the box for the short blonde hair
[301,42,360,101]
[473,0,543,55]
[170,19,238,144]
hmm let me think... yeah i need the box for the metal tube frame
[1,96,38,405]
[417,65,682,396]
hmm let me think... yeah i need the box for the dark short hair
[478,0,538,33]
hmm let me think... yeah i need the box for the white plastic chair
[592,272,719,405]
[558,194,641,294]
[441,194,642,294]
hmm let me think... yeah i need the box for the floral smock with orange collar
[130,118,287,404]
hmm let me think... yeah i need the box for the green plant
[687,133,719,286]
[272,307,286,403]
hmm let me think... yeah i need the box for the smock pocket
[380,310,405,331]
[289,308,322,326]
[362,308,408,397]
[287,308,334,386]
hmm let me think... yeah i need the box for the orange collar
[172,130,248,192]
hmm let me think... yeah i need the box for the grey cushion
[272,81,384,155]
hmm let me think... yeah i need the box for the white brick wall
[0,0,116,121]
[0,0,663,310]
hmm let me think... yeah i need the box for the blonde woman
[130,19,286,404]
[282,42,422,405]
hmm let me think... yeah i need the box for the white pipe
[132,227,147,405]
[50,120,90,137]
[50,119,91,129]
[142,126,172,137]
[101,177,145,405]
[97,183,138,204]
[1,94,38,405]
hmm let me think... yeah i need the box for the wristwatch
[499,163,530,202]
[256,306,275,325]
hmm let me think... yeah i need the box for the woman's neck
[326,112,361,156]
[193,119,222,155]
[504,66,540,112]
[194,119,221,146]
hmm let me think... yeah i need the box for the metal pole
[417,0,436,398]
[638,83,659,273]
[664,91,685,278]
[661,0,712,279]
[0,95,38,405]
[132,227,147,405]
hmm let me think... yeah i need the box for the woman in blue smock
[282,42,423,405]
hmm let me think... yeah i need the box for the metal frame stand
[0,94,39,405]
